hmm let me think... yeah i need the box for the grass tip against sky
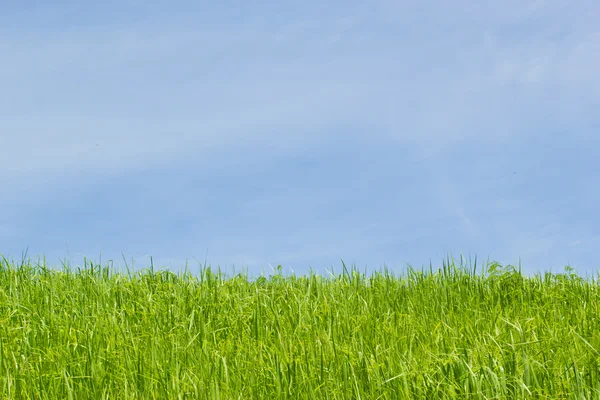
[1,1,599,276]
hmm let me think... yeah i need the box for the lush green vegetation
[0,255,599,399]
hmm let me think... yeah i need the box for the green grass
[0,255,599,399]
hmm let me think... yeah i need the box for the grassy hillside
[0,256,599,399]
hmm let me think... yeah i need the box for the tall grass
[0,255,599,399]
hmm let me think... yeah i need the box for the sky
[1,0,599,277]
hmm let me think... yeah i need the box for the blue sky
[1,1,599,276]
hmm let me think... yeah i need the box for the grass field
[0,255,599,399]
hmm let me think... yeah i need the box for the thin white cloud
[2,1,599,277]
[1,12,387,185]
[3,1,598,181]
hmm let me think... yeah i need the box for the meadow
[0,255,599,399]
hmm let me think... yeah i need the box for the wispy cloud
[1,1,599,274]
